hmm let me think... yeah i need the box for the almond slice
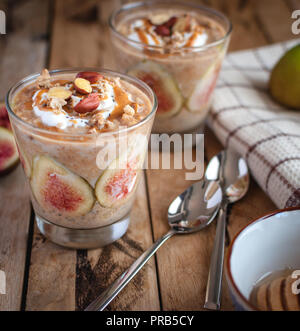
[74,78,92,94]
[173,16,190,33]
[48,86,72,100]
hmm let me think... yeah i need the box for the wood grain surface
[0,0,49,311]
[0,0,299,311]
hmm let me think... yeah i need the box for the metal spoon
[85,179,222,311]
[204,149,249,310]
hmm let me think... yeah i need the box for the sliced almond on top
[149,14,170,25]
[74,78,92,94]
[48,86,72,100]
[173,16,190,33]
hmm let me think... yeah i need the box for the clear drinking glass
[6,69,157,249]
[109,0,232,134]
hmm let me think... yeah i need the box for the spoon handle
[84,229,175,311]
[204,204,228,310]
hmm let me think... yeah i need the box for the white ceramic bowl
[225,207,300,310]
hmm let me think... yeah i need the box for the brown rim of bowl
[109,0,232,53]
[225,206,300,311]
[5,68,158,139]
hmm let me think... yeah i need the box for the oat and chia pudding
[109,0,231,134]
[6,69,156,247]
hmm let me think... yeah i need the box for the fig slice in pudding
[31,155,95,217]
[0,127,19,176]
[187,62,220,113]
[127,61,183,119]
[95,152,142,208]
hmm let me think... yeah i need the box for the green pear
[269,44,300,109]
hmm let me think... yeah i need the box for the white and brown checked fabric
[208,39,300,209]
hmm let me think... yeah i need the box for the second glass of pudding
[109,0,231,134]
[6,69,157,249]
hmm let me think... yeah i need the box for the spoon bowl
[168,180,222,232]
[205,150,249,203]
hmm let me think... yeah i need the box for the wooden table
[0,0,299,311]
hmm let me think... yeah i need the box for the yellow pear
[269,44,300,109]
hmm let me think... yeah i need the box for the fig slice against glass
[127,61,183,119]
[187,62,220,113]
[31,155,95,217]
[0,127,19,176]
[95,150,143,208]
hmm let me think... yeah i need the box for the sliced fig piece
[31,155,95,216]
[187,62,221,113]
[0,104,11,130]
[127,61,183,119]
[95,152,143,208]
[0,127,19,176]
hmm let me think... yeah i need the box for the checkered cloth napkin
[208,39,300,209]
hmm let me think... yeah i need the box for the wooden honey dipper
[251,273,300,311]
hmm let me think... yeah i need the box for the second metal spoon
[204,149,249,310]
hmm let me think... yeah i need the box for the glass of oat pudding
[6,68,157,249]
[109,0,231,134]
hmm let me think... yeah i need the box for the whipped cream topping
[32,78,117,129]
[93,80,116,119]
[32,90,89,129]
[126,15,208,48]
[128,19,165,46]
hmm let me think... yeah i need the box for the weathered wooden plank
[255,0,297,43]
[0,0,49,99]
[209,0,268,50]
[0,0,49,311]
[146,164,234,310]
[285,0,300,11]
[26,0,159,311]
[145,0,281,311]
[49,2,102,69]
[0,166,30,311]
[25,0,84,311]
[76,175,160,311]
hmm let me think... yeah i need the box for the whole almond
[74,93,100,114]
[154,25,171,36]
[76,71,103,84]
